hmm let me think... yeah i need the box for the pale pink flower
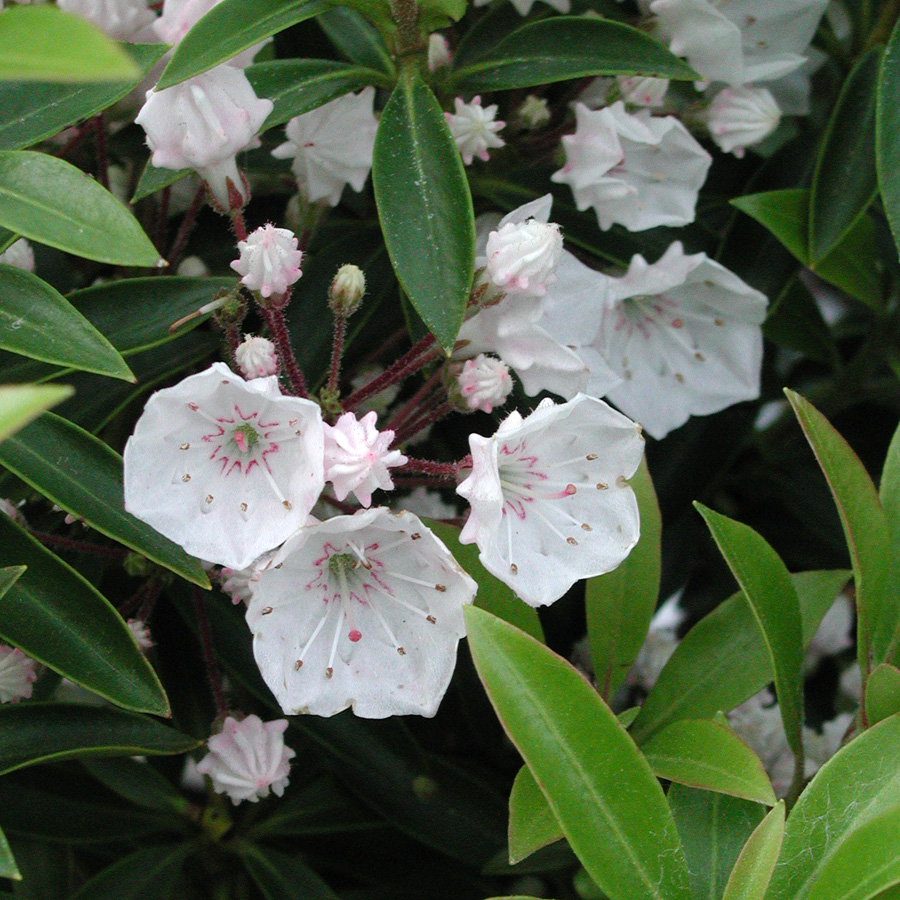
[231,225,303,299]
[445,96,506,165]
[457,355,513,414]
[58,0,156,41]
[706,86,781,157]
[617,75,670,107]
[0,645,36,703]
[428,33,451,71]
[485,217,562,298]
[473,0,569,15]
[127,619,154,651]
[235,335,279,380]
[220,564,262,605]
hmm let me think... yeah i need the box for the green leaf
[880,420,900,617]
[0,384,72,443]
[642,719,777,806]
[0,151,162,267]
[810,48,880,263]
[0,826,19,881]
[131,161,192,204]
[0,704,199,775]
[451,16,698,92]
[0,515,171,714]
[766,712,900,900]
[785,390,895,673]
[317,7,396,74]
[0,266,133,380]
[373,71,475,352]
[731,189,881,309]
[0,412,209,587]
[240,843,340,900]
[81,757,190,815]
[631,570,849,744]
[464,606,693,900]
[246,59,386,131]
[0,7,140,82]
[763,276,839,366]
[586,458,660,700]
[877,17,900,260]
[427,519,544,642]
[865,663,900,727]
[721,802,785,900]
[157,0,333,89]
[69,844,192,900]
[508,766,565,864]
[0,44,168,151]
[0,565,24,599]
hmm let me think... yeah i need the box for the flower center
[616,294,678,339]
[230,423,260,454]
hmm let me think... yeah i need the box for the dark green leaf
[0,266,133,380]
[131,161,192,204]
[0,412,209,586]
[451,16,698,92]
[877,16,900,260]
[0,826,18,881]
[69,844,192,900]
[865,663,900,727]
[810,48,880,262]
[508,766,565,864]
[762,276,839,367]
[465,606,694,900]
[0,385,72,443]
[0,515,170,714]
[317,8,395,74]
[0,704,199,775]
[81,757,190,814]
[0,44,168,151]
[240,843,340,900]
[721,802,785,900]
[0,151,162,267]
[373,71,475,351]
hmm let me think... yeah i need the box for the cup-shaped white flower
[272,88,378,206]
[246,509,477,718]
[706,86,781,157]
[457,394,644,607]
[196,715,295,804]
[0,645,37,703]
[124,362,325,570]
[445,96,506,165]
[552,101,711,232]
[58,0,156,41]
[457,355,513,413]
[231,224,303,298]
[135,66,273,209]
[235,335,279,379]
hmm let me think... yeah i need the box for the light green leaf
[0,266,133,380]
[464,606,694,900]
[0,384,72,443]
[0,826,19,881]
[586,458,660,700]
[0,515,170,715]
[317,7,396,74]
[877,16,900,260]
[240,843,340,900]
[131,161,192,204]
[373,71,475,352]
[721,802,785,900]
[69,844,192,900]
[508,766,565,864]
[0,151,162,267]
[0,7,140,82]
[0,412,209,587]
[866,663,900,727]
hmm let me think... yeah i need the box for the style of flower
[472,0,569,16]
[135,66,273,209]
[456,394,644,607]
[245,509,477,718]
[551,101,712,232]
[0,644,37,703]
[0,239,34,272]
[323,412,407,507]
[58,0,155,41]
[123,363,325,570]
[196,714,295,804]
[235,335,279,379]
[127,619,154,651]
[231,224,303,299]
[457,355,514,414]
[272,88,378,207]
[706,85,782,157]
[445,96,506,165]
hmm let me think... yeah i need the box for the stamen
[367,577,434,620]
[363,590,405,653]
[325,608,343,678]
[259,465,291,509]
[296,608,329,670]
[382,570,447,592]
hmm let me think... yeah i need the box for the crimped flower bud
[230,224,303,299]
[516,94,551,130]
[485,219,563,297]
[455,354,513,414]
[328,264,366,316]
[428,33,452,71]
[235,335,279,379]
[706,86,781,158]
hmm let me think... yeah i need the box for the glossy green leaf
[0,412,209,586]
[81,757,190,814]
[0,515,170,714]
[877,17,900,259]
[866,663,900,727]
[69,844,192,900]
[0,151,162,267]
[464,606,694,900]
[721,802,785,900]
[0,565,24,600]
[0,826,19,881]
[0,44,168,151]
[767,713,900,900]
[508,766,564,864]
[0,384,72,443]
[157,0,332,89]
[451,16,698,92]
[373,71,475,352]
[246,59,386,131]
[131,161,192,204]
[317,7,395,74]
[810,48,880,263]
[0,704,199,775]
[427,519,544,642]
[642,719,776,805]
[0,266,133,380]
[586,458,660,700]
[880,420,900,619]
[786,390,895,672]
[632,570,849,743]
[240,843,340,900]
[0,7,139,82]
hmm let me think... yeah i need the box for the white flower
[135,66,273,210]
[0,499,25,525]
[57,0,156,40]
[445,96,506,165]
[457,355,514,414]
[486,218,562,298]
[473,0,570,15]
[650,0,828,86]
[127,619,154,651]
[235,335,279,380]
[176,256,210,277]
[399,486,458,521]
[805,593,854,670]
[706,86,781,157]
[0,645,36,703]
[551,101,712,232]
[272,88,378,207]
[245,509,477,718]
[517,95,551,129]
[0,239,34,272]
[626,593,685,690]
[196,715,295,804]
[617,76,670,107]
[220,564,262,605]
[457,394,644,607]
[428,33,451,70]
[231,224,303,299]
[123,363,325,570]
[323,412,407,507]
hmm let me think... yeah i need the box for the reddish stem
[155,185,171,254]
[225,323,241,367]
[344,333,439,410]
[230,208,248,243]
[395,400,453,445]
[28,529,127,559]
[327,314,347,394]
[93,115,109,190]
[54,126,89,159]
[167,185,206,273]
[386,368,444,434]
[262,306,309,398]
[399,458,460,478]
[193,587,228,717]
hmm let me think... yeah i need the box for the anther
[586,453,598,461]
[180,442,190,450]
[435,584,446,592]
[426,615,436,624]
[671,318,683,328]
[695,352,705,361]
[675,373,685,383]
[262,607,273,615]
[714,318,724,326]
[282,500,292,510]
[567,537,578,546]
[411,533,421,540]
[397,647,406,656]
[510,563,518,574]
[294,660,303,670]
[596,482,608,490]
[188,402,198,410]
[205,494,214,504]
[582,523,592,531]
[182,474,191,482]
[240,502,248,512]
[326,667,334,678]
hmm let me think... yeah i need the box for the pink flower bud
[235,335,279,379]
[457,354,513,413]
[230,224,302,299]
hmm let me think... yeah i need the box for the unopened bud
[236,335,279,379]
[329,264,366,316]
[516,95,551,130]
[428,34,451,71]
